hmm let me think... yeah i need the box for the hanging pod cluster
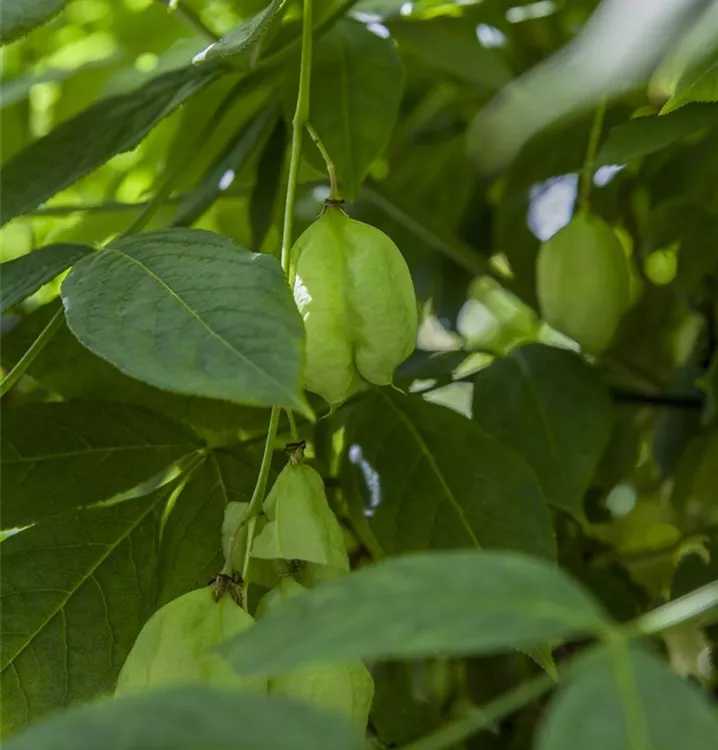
[244,455,374,724]
[115,449,373,726]
[291,204,418,407]
[537,210,631,353]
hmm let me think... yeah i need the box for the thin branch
[0,309,63,398]
[156,0,219,43]
[285,408,299,441]
[362,186,489,278]
[225,0,315,601]
[306,122,339,199]
[400,672,555,750]
[628,580,718,636]
[579,99,606,209]
[610,388,703,409]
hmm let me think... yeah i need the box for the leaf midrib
[382,393,480,547]
[4,443,189,463]
[106,247,303,410]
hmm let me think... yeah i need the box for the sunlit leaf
[0,303,274,443]
[0,0,66,45]
[61,229,310,416]
[0,243,92,313]
[0,66,217,225]
[198,0,287,65]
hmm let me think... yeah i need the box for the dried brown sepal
[284,440,306,465]
[208,570,244,606]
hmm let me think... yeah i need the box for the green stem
[0,308,63,398]
[281,0,313,280]
[362,186,488,277]
[306,122,339,199]
[579,99,607,210]
[400,672,555,750]
[229,0,314,602]
[158,0,219,42]
[258,0,351,72]
[286,408,299,441]
[627,581,718,636]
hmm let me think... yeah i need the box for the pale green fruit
[115,588,266,696]
[537,211,630,353]
[251,462,349,571]
[257,578,375,726]
[292,205,418,406]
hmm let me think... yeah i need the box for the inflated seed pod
[251,462,349,571]
[292,205,418,406]
[537,211,630,353]
[115,587,266,696]
[257,577,374,726]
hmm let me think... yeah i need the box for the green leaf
[0,66,216,225]
[61,229,310,416]
[157,449,273,605]
[341,390,555,560]
[250,116,286,250]
[0,243,93,313]
[536,644,718,750]
[663,55,718,114]
[389,17,512,90]
[0,303,274,443]
[221,549,609,676]
[0,0,66,45]
[1,402,199,528]
[472,344,614,517]
[4,686,364,750]
[171,108,276,229]
[197,0,287,65]
[293,19,404,201]
[0,485,172,736]
[597,105,718,165]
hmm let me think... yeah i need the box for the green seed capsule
[292,205,418,406]
[251,462,349,572]
[115,588,265,696]
[537,211,630,353]
[257,577,374,726]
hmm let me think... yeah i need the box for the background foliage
[2,0,718,749]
